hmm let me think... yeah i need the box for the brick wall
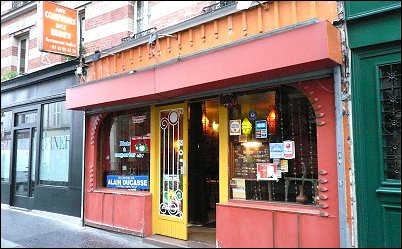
[1,1,217,78]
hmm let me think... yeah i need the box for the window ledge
[218,199,320,216]
[92,188,151,197]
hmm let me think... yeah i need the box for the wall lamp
[236,1,269,10]
[148,32,177,45]
[92,50,116,62]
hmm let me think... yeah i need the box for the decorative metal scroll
[159,108,184,217]
[380,63,401,180]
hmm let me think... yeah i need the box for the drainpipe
[334,65,349,248]
[334,1,355,247]
[80,112,86,227]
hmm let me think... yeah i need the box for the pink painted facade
[68,19,342,247]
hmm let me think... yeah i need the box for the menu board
[233,143,270,179]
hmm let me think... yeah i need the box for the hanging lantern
[241,117,252,136]
[267,108,278,134]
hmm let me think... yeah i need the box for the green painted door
[352,43,401,248]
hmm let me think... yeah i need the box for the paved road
[1,205,163,248]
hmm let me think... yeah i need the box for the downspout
[80,112,86,226]
[334,1,352,248]
[333,1,357,248]
[334,65,349,248]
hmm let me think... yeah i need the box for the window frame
[16,34,29,75]
[133,1,150,34]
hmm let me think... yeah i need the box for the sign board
[38,1,79,57]
[257,163,277,180]
[131,136,151,153]
[230,119,242,135]
[255,120,267,138]
[269,143,284,159]
[106,175,149,189]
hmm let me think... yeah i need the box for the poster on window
[269,143,284,158]
[283,140,295,159]
[255,120,267,139]
[131,135,150,153]
[229,119,242,135]
[257,163,277,181]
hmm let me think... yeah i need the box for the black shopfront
[1,60,84,217]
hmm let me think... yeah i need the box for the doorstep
[143,234,215,248]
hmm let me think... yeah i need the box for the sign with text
[269,143,284,159]
[255,120,267,139]
[230,119,242,135]
[106,175,149,189]
[38,1,78,57]
[131,136,151,153]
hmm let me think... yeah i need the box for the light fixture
[241,141,262,147]
[149,32,177,45]
[92,50,116,62]
[212,121,219,131]
[267,108,278,135]
[241,117,252,136]
[202,113,210,127]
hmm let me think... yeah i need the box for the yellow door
[152,103,188,240]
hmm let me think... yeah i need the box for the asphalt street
[1,205,167,248]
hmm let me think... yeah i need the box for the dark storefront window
[1,111,12,182]
[228,87,318,205]
[39,101,71,186]
[97,108,151,191]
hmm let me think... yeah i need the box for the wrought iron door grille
[380,63,401,180]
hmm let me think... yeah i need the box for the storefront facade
[66,2,343,247]
[1,60,84,217]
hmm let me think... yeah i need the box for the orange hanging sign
[38,1,78,57]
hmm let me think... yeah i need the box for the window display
[229,87,318,205]
[97,108,150,190]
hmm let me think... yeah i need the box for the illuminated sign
[38,1,78,57]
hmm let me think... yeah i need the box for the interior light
[241,141,262,147]
[267,108,278,135]
[212,121,219,131]
[241,117,252,136]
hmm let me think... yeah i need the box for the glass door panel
[14,130,30,196]
[154,104,188,240]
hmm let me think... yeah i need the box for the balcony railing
[12,1,30,10]
[121,27,157,43]
[202,1,236,14]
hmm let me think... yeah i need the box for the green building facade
[345,1,401,248]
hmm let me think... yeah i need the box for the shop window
[97,108,151,191]
[1,111,12,182]
[39,101,71,186]
[229,87,318,205]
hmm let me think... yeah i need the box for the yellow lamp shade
[241,117,252,136]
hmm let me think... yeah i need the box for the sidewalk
[0,204,171,248]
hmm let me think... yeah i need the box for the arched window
[97,107,151,191]
[229,86,318,205]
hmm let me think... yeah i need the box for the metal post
[334,65,350,247]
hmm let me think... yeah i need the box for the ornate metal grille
[202,1,236,14]
[380,63,401,180]
[159,109,184,217]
